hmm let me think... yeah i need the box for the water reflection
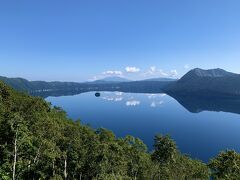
[126,100,141,106]
[101,92,124,102]
[99,92,167,108]
[150,101,164,108]
[102,97,123,102]
[168,93,240,115]
[33,90,240,115]
[95,92,101,97]
[45,91,240,162]
[147,93,166,99]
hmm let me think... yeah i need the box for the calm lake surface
[46,92,240,162]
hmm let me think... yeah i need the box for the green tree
[151,134,177,165]
[0,81,219,180]
[209,150,240,179]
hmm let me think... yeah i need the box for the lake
[46,91,240,162]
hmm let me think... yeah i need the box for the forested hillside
[0,81,239,179]
[0,76,172,96]
[165,68,240,97]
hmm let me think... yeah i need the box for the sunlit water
[46,92,240,162]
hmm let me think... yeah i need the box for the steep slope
[165,68,240,96]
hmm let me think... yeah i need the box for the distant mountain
[142,77,177,82]
[0,75,174,96]
[94,77,177,83]
[3,69,240,97]
[0,76,83,92]
[165,68,240,97]
[91,76,131,84]
[0,76,34,91]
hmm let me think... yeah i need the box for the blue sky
[0,0,240,81]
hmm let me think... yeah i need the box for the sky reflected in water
[46,92,240,162]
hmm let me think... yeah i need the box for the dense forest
[0,81,240,180]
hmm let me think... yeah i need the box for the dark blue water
[46,92,240,162]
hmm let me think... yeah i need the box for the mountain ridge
[141,77,177,82]
[0,75,173,95]
[89,76,131,84]
[165,68,240,96]
[2,68,240,97]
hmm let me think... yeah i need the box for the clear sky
[0,0,240,82]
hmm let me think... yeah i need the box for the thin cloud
[150,66,156,73]
[158,69,169,77]
[125,66,140,73]
[88,70,123,81]
[146,66,157,75]
[144,66,169,77]
[169,70,178,77]
[184,64,190,69]
[90,66,179,81]
[102,70,123,76]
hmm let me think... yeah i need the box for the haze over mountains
[1,68,240,97]
[90,77,177,84]
[142,77,177,82]
[89,76,131,84]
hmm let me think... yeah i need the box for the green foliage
[151,135,209,179]
[151,134,177,165]
[209,150,240,179]
[0,80,237,179]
